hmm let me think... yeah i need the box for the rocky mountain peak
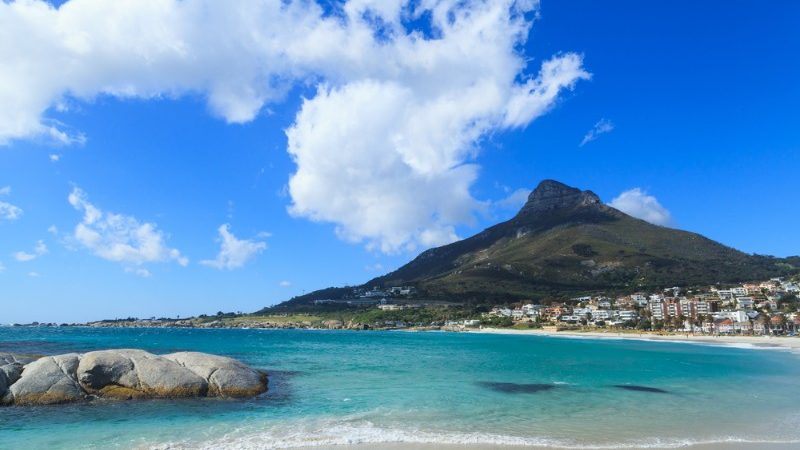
[519,180,601,214]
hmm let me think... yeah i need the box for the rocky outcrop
[518,179,601,214]
[77,349,208,399]
[5,354,84,406]
[0,353,37,399]
[1,349,267,406]
[164,352,267,398]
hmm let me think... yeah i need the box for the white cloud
[609,188,672,226]
[0,186,22,220]
[201,224,267,270]
[283,5,588,252]
[580,118,614,146]
[286,57,588,252]
[0,261,5,272]
[1,0,589,252]
[278,280,291,287]
[27,271,40,277]
[47,225,58,234]
[68,187,188,267]
[125,267,152,277]
[13,239,48,262]
[49,153,60,162]
[0,202,22,220]
[14,252,35,262]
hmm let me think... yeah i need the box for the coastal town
[479,277,800,335]
[13,277,800,338]
[333,276,800,335]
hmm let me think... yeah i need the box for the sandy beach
[467,327,800,350]
[297,442,800,450]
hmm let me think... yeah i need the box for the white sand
[466,327,800,350]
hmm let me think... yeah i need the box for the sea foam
[150,421,800,450]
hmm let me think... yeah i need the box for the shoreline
[467,327,800,350]
[293,443,800,450]
[6,323,800,352]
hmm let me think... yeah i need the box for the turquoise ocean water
[1,327,800,449]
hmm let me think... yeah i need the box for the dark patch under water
[477,382,557,394]
[612,384,669,394]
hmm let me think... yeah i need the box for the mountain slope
[277,180,798,307]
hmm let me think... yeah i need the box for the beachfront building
[546,305,571,321]
[616,310,638,322]
[715,310,748,323]
[649,299,666,321]
[521,304,542,318]
[592,310,611,321]
[490,307,513,317]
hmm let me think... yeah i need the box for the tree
[675,314,686,331]
[775,315,787,334]
[693,314,706,334]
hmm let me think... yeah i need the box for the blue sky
[1,0,798,324]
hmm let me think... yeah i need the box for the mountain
[276,180,799,308]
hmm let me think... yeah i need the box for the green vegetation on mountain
[274,180,799,309]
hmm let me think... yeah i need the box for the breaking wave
[149,420,800,450]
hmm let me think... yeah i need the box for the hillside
[274,180,799,308]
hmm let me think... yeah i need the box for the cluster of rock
[0,349,268,406]
[81,319,378,330]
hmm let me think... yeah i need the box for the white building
[715,310,748,323]
[736,297,755,310]
[573,307,591,317]
[631,294,648,307]
[491,307,512,317]
[592,310,611,320]
[649,300,666,320]
[521,304,541,317]
[716,289,734,300]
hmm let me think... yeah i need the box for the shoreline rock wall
[0,350,268,406]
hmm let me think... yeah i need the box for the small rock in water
[611,384,669,394]
[477,381,557,393]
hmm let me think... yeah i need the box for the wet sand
[297,442,799,450]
